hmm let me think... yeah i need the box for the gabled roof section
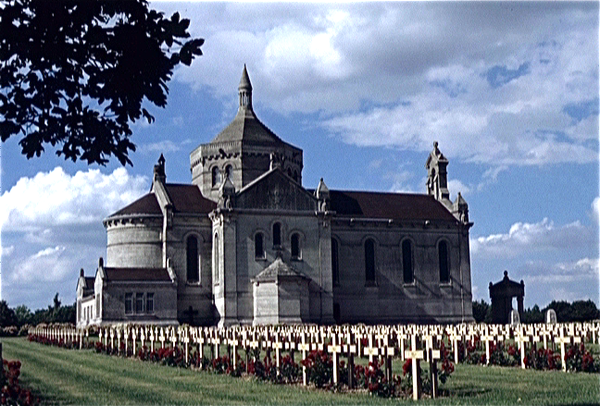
[164,184,216,214]
[104,267,172,282]
[84,277,95,290]
[110,193,162,217]
[236,168,317,211]
[328,190,457,221]
[253,257,308,283]
[107,184,215,218]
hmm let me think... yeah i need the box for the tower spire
[238,64,253,110]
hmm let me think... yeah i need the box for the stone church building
[76,67,474,328]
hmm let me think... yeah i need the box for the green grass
[4,337,600,405]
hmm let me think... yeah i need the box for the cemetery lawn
[4,337,599,405]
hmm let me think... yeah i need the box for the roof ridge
[330,189,428,197]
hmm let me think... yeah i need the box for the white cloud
[592,197,600,221]
[1,245,14,257]
[524,257,598,284]
[447,179,471,200]
[0,167,148,231]
[516,258,599,303]
[164,2,597,167]
[471,218,594,259]
[11,246,71,283]
[139,140,182,154]
[387,170,418,194]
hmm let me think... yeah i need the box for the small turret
[218,172,235,209]
[238,64,253,111]
[425,141,450,205]
[315,178,330,212]
[453,192,469,223]
[153,154,166,184]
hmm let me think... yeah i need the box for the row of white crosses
[31,320,600,395]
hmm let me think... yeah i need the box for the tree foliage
[521,304,544,324]
[474,299,599,324]
[14,304,33,327]
[0,0,203,165]
[0,300,18,327]
[546,299,599,323]
[472,299,491,323]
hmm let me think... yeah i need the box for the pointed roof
[238,64,252,91]
[210,66,286,145]
[253,257,308,283]
[455,192,468,206]
[315,178,330,199]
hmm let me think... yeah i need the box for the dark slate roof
[164,184,216,214]
[104,267,172,282]
[108,184,215,217]
[211,108,285,145]
[84,277,95,290]
[111,193,162,217]
[328,190,456,221]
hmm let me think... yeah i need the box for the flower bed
[1,359,40,406]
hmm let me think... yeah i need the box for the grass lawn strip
[5,337,600,405]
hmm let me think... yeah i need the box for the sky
[1,1,598,311]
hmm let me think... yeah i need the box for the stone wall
[331,219,473,324]
[100,281,177,325]
[105,217,163,268]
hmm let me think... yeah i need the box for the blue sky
[1,2,598,311]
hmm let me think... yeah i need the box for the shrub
[2,359,40,406]
[565,343,599,373]
[301,350,332,389]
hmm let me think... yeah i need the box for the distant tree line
[0,293,75,333]
[472,299,600,324]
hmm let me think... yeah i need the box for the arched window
[439,240,450,283]
[213,233,220,283]
[331,239,340,285]
[273,222,281,247]
[365,239,376,285]
[255,232,265,259]
[287,168,293,177]
[402,240,414,284]
[225,165,233,180]
[293,171,299,182]
[186,235,199,282]
[291,233,301,260]
[212,167,222,187]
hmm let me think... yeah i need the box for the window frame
[186,235,200,283]
[438,240,451,284]
[135,292,144,314]
[146,293,154,314]
[291,232,302,260]
[402,239,415,285]
[125,293,133,315]
[364,238,376,286]
[254,232,266,260]
[211,166,222,187]
[272,222,282,248]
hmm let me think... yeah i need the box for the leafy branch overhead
[0,0,204,165]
